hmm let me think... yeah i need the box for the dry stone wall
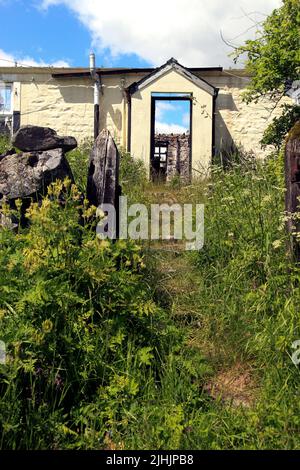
[155,133,190,181]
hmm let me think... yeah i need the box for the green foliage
[232,0,300,103]
[3,136,300,449]
[67,143,147,204]
[261,104,300,149]
[0,180,207,449]
[119,149,148,204]
[168,174,182,190]
[0,134,10,154]
[67,139,93,193]
[186,152,300,449]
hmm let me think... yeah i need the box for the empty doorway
[150,93,192,182]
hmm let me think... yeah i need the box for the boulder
[0,149,75,228]
[0,148,17,163]
[12,126,77,153]
[0,149,74,200]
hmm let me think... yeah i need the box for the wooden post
[87,129,121,238]
[285,121,300,260]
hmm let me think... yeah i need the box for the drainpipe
[212,88,219,160]
[90,52,100,140]
[125,89,132,153]
[120,78,126,149]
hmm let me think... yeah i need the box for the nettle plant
[0,179,179,449]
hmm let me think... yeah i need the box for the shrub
[119,149,147,204]
[0,180,190,449]
[0,134,10,155]
[261,104,300,150]
[67,139,93,193]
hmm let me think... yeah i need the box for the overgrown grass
[2,140,300,449]
[66,139,92,193]
[182,151,300,449]
[119,148,300,449]
[0,176,210,450]
[0,134,10,155]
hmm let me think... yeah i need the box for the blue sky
[0,0,151,67]
[0,1,91,67]
[155,101,190,134]
[0,0,280,132]
[0,0,281,68]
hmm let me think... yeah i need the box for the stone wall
[206,73,291,159]
[0,67,293,167]
[155,133,190,181]
[20,77,94,143]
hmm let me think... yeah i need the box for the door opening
[150,93,192,182]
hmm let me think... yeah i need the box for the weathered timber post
[87,129,121,238]
[285,121,300,260]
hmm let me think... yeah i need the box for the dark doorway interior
[152,141,168,180]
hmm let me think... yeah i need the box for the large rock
[0,149,74,200]
[0,148,17,163]
[12,126,77,153]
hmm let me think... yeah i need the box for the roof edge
[127,58,218,96]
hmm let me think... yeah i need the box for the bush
[67,139,93,193]
[0,180,194,449]
[119,149,147,204]
[261,104,300,150]
[0,134,10,155]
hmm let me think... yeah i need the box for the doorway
[150,93,192,182]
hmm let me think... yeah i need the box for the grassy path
[143,184,258,409]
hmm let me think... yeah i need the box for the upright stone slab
[87,129,120,208]
[285,121,300,260]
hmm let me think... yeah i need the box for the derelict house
[0,57,289,180]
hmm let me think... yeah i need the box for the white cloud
[0,48,70,68]
[182,112,190,127]
[41,0,281,67]
[155,101,190,132]
[156,121,188,134]
[156,101,178,120]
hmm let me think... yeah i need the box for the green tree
[233,0,300,104]
[260,103,300,149]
